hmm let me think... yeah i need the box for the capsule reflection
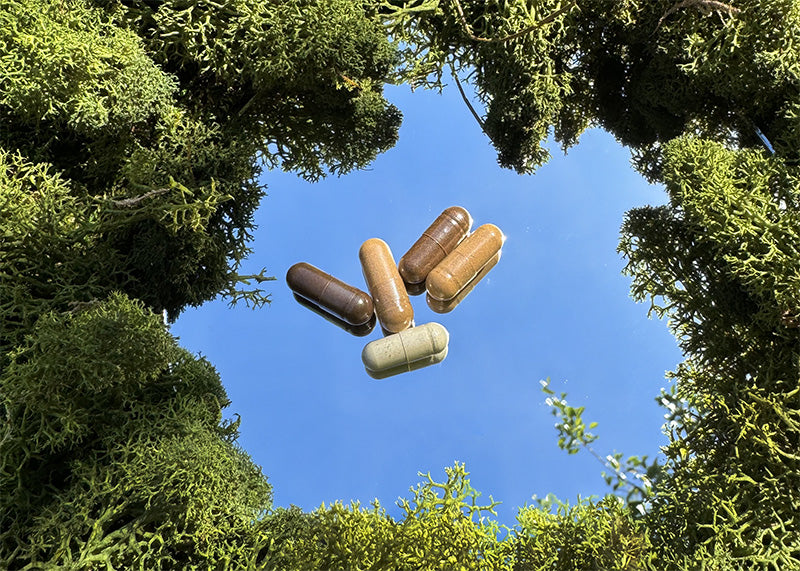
[426,251,500,313]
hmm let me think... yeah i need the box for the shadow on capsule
[403,280,427,296]
[293,294,376,337]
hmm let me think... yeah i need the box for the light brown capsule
[426,224,505,302]
[398,206,472,285]
[359,238,414,334]
[426,251,501,313]
[286,262,374,326]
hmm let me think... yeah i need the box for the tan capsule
[359,238,414,333]
[362,322,449,379]
[427,251,501,313]
[398,206,472,285]
[426,224,505,302]
[286,262,374,326]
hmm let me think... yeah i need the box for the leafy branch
[219,270,276,309]
[451,0,578,43]
[540,379,664,509]
[656,0,741,30]
[106,188,170,209]
[401,462,500,518]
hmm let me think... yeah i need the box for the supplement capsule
[426,223,505,302]
[362,322,449,379]
[359,238,414,334]
[398,206,472,285]
[292,294,376,337]
[286,262,374,326]
[427,251,500,314]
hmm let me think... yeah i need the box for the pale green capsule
[361,322,449,379]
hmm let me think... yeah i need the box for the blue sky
[171,84,682,526]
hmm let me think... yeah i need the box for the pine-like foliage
[0,293,272,569]
[383,1,800,566]
[1,0,398,567]
[1,0,400,320]
[5,0,800,568]
[384,0,800,176]
[255,463,651,570]
[620,138,800,567]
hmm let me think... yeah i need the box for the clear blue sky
[171,84,682,526]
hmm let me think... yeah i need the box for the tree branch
[339,74,361,91]
[451,0,576,43]
[108,188,169,208]
[656,0,741,31]
[449,64,491,142]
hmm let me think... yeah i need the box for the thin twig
[451,0,576,43]
[656,0,740,31]
[109,188,169,208]
[449,64,490,141]
[339,74,361,90]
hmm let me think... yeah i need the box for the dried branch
[339,74,362,90]
[451,0,576,43]
[656,0,741,30]
[109,188,169,208]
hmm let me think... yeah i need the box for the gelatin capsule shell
[403,279,427,297]
[286,262,374,325]
[365,347,448,379]
[398,206,472,285]
[426,224,505,301]
[361,322,449,376]
[360,238,414,333]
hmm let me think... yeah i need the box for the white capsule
[361,322,449,379]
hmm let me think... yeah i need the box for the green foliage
[0,0,401,567]
[620,137,800,567]
[0,148,108,361]
[0,0,175,136]
[381,1,800,564]
[4,0,800,568]
[1,0,402,321]
[383,0,800,177]
[383,0,577,172]
[256,463,651,570]
[396,463,509,570]
[0,293,271,569]
[257,463,510,570]
[514,495,652,570]
[541,379,663,511]
[106,0,402,181]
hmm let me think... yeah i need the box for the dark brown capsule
[398,206,472,285]
[286,262,374,326]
